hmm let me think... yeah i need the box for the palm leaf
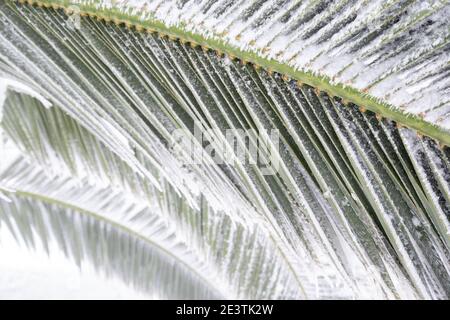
[8,0,450,143]
[0,0,449,299]
[1,91,308,299]
[0,155,226,299]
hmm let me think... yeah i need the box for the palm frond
[8,0,450,143]
[0,155,229,299]
[0,1,449,299]
[1,91,307,299]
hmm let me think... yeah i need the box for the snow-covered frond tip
[9,0,450,143]
[0,156,225,299]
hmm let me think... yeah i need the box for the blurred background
[0,226,149,300]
